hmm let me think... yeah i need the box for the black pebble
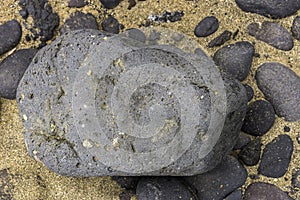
[291,16,300,41]
[233,133,251,150]
[213,41,254,81]
[184,156,247,200]
[99,0,121,9]
[238,137,261,166]
[101,16,121,34]
[194,16,219,37]
[235,0,300,19]
[247,22,293,51]
[68,0,87,8]
[243,84,254,101]
[208,30,232,48]
[244,182,294,200]
[0,48,38,99]
[60,12,98,35]
[224,189,242,200]
[0,20,22,56]
[284,126,290,132]
[242,100,275,136]
[258,134,293,178]
[136,177,197,200]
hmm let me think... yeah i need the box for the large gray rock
[17,28,247,176]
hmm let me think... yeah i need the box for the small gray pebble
[258,134,293,178]
[247,22,293,51]
[194,16,219,37]
[101,16,121,34]
[213,41,254,81]
[244,182,294,200]
[0,20,22,55]
[291,16,300,41]
[99,0,121,9]
[235,0,300,19]
[256,62,300,121]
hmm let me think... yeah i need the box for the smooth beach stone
[0,20,22,56]
[291,16,300,40]
[244,182,294,200]
[235,0,300,19]
[258,134,293,178]
[17,28,247,176]
[184,156,247,200]
[247,22,293,51]
[136,177,197,200]
[194,16,219,37]
[256,62,300,121]
[0,48,38,99]
[224,189,242,200]
[213,41,254,81]
[60,11,98,35]
[238,137,261,166]
[208,30,232,48]
[241,100,275,136]
[243,84,254,102]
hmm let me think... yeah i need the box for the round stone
[17,28,247,176]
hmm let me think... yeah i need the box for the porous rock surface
[17,28,247,176]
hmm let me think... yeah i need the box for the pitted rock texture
[17,28,247,176]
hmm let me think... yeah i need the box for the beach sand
[0,0,299,199]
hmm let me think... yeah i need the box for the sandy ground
[0,0,299,199]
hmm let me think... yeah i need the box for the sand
[0,0,299,199]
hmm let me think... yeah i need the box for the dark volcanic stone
[244,182,293,200]
[213,41,254,81]
[60,11,98,35]
[238,137,261,166]
[224,189,242,200]
[19,0,59,47]
[291,16,300,41]
[233,133,251,150]
[101,16,121,34]
[241,100,275,136]
[247,22,293,51]
[184,156,247,200]
[194,16,219,37]
[256,62,300,121]
[243,84,254,102]
[136,177,196,200]
[235,0,300,19]
[0,48,38,99]
[258,134,293,178]
[208,30,232,48]
[68,0,87,8]
[111,176,140,190]
[99,0,121,9]
[0,20,22,55]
